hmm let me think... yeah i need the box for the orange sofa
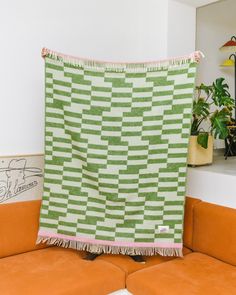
[0,197,235,294]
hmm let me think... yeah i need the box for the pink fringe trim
[41,47,204,71]
[37,231,183,257]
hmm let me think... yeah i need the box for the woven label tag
[158,226,170,233]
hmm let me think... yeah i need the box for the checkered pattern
[39,55,197,250]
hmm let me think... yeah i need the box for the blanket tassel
[36,235,183,257]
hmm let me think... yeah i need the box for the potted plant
[188,77,234,166]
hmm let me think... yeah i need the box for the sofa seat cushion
[0,247,125,295]
[127,252,236,295]
[193,201,236,266]
[0,200,48,258]
[97,246,192,275]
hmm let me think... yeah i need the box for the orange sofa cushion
[193,201,236,266]
[183,196,201,249]
[127,252,236,295]
[98,246,192,275]
[0,247,125,295]
[0,200,48,258]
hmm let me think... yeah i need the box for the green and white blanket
[37,48,199,256]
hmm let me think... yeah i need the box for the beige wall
[196,0,236,148]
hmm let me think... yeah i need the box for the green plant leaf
[212,78,233,107]
[210,108,230,139]
[197,133,209,149]
[191,118,200,135]
[196,83,212,96]
[193,98,210,117]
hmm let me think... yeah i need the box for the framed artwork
[0,154,44,204]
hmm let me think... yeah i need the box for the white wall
[0,0,196,156]
[196,0,236,148]
[168,0,196,57]
[196,0,236,94]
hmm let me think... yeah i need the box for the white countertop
[186,152,236,209]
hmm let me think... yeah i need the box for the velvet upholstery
[127,252,236,295]
[1,197,236,295]
[193,201,236,266]
[98,247,192,275]
[0,247,125,295]
[183,196,201,249]
[0,200,48,258]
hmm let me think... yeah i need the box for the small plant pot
[187,135,213,166]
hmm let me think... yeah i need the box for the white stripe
[40,218,57,225]
[46,88,53,94]
[119,174,139,180]
[88,148,107,155]
[168,157,186,163]
[54,151,71,158]
[91,100,110,107]
[163,215,182,220]
[162,124,182,130]
[116,228,135,233]
[46,117,64,124]
[100,187,118,193]
[63,170,81,178]
[159,172,178,178]
[102,131,121,137]
[54,84,71,92]
[146,71,167,78]
[46,107,64,115]
[125,214,143,220]
[83,123,101,130]
[72,93,90,100]
[77,223,97,230]
[96,230,115,237]
[149,144,168,150]
[142,130,162,136]
[64,67,84,75]
[122,126,142,133]
[105,72,125,78]
[54,142,71,149]
[58,225,76,232]
[72,83,91,91]
[92,91,111,97]
[105,209,124,215]
[173,98,192,105]
[118,183,137,189]
[143,120,162,127]
[133,92,152,98]
[82,114,102,121]
[46,77,53,83]
[108,155,126,160]
[148,154,167,159]
[106,200,125,207]
[159,182,178,187]
[128,159,147,165]
[165,206,183,211]
[122,116,142,122]
[44,173,62,181]
[102,121,122,127]
[164,114,183,120]
[168,148,187,154]
[48,206,66,213]
[178,187,186,192]
[128,150,148,156]
[54,93,71,101]
[62,180,81,187]
[108,146,128,151]
[154,85,173,92]
[87,202,105,209]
